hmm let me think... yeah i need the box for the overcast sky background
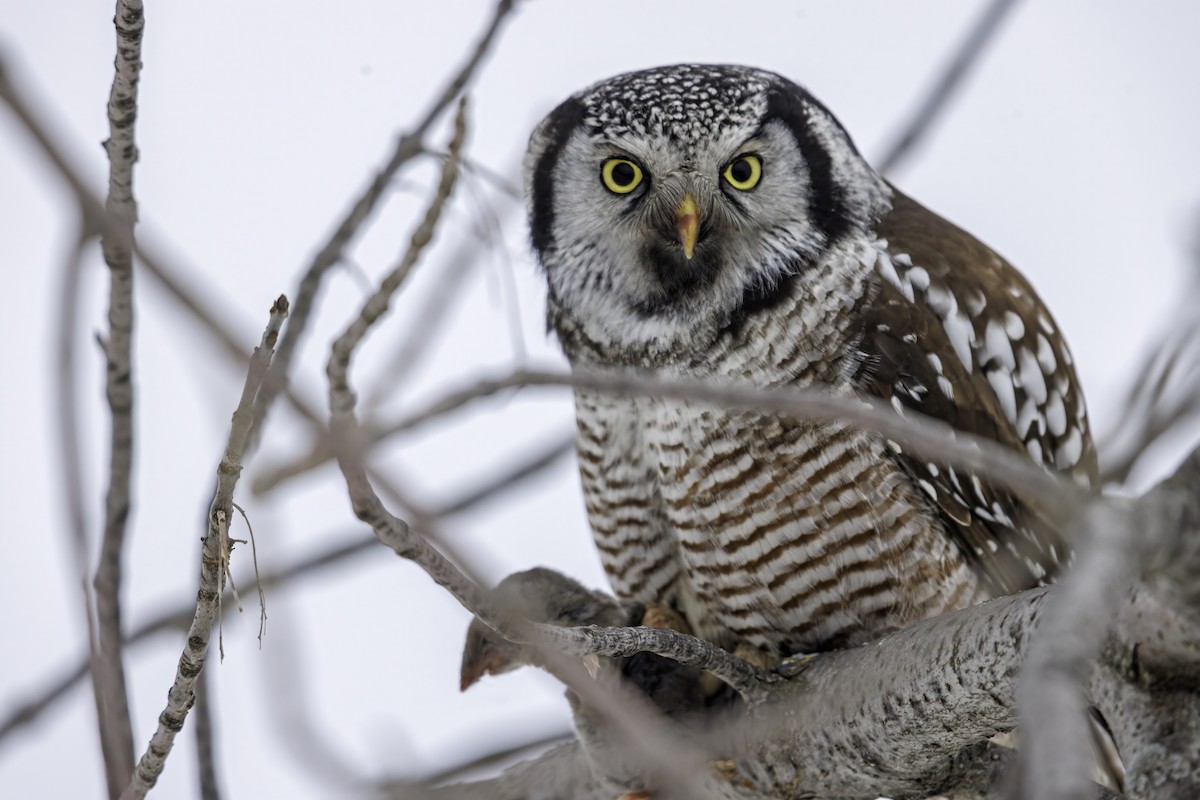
[3,2,1200,797]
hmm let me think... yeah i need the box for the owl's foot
[616,791,651,800]
[731,641,776,671]
[640,602,692,634]
[699,641,776,697]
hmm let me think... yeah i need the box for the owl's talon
[582,653,602,679]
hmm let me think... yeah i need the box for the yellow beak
[675,194,700,260]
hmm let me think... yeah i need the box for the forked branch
[120,296,289,800]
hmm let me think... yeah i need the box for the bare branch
[403,730,573,788]
[877,0,1020,175]
[92,2,147,792]
[249,0,519,449]
[388,367,1075,511]
[361,186,523,414]
[121,296,289,799]
[263,363,1077,515]
[1017,502,1131,800]
[422,743,609,800]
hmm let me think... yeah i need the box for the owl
[524,64,1096,658]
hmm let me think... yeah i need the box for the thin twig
[248,0,518,450]
[1098,302,1200,486]
[877,0,1021,175]
[121,296,289,799]
[361,187,520,413]
[232,502,268,644]
[91,2,146,792]
[423,148,522,199]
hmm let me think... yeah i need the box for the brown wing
[851,188,1097,595]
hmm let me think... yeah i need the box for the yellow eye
[723,154,762,191]
[601,158,644,194]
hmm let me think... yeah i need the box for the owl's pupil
[612,162,635,186]
[730,159,753,183]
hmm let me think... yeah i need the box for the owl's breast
[643,401,983,654]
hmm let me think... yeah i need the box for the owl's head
[525,64,889,365]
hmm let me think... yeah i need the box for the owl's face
[525,64,888,364]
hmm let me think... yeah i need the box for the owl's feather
[855,190,1097,596]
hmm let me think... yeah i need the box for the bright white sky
[2,2,1199,797]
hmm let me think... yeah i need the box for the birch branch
[92,2,146,793]
[121,296,289,799]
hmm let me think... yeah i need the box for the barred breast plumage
[526,64,1095,657]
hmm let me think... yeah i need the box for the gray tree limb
[92,1,146,794]
[430,565,1194,799]
[263,363,1082,522]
